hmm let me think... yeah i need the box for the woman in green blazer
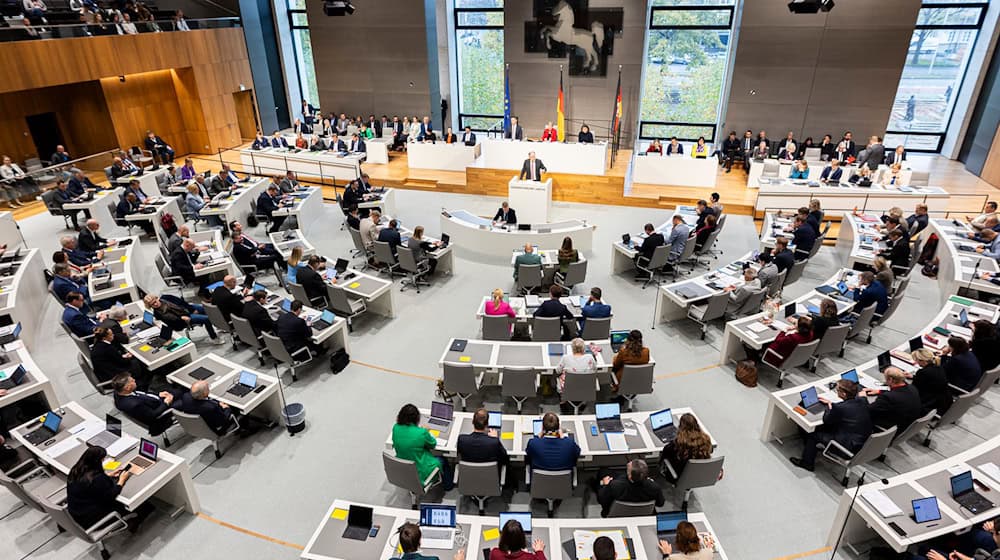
[392,404,453,490]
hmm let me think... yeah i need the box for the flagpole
[557,65,565,143]
[503,63,511,139]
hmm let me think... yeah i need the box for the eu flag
[503,65,511,133]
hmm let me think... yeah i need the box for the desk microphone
[965,257,982,297]
[829,470,869,559]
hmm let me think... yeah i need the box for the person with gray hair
[173,379,236,435]
[596,458,664,517]
[555,337,596,396]
[98,306,131,344]
[60,234,102,267]
[724,266,761,314]
[52,261,90,303]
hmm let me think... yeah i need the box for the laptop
[341,504,373,541]
[148,325,173,348]
[0,364,27,390]
[959,308,970,327]
[487,411,502,431]
[876,351,892,372]
[649,408,677,443]
[610,330,629,352]
[439,233,450,248]
[547,343,564,356]
[125,438,159,475]
[950,470,995,514]
[242,273,256,290]
[427,400,454,427]
[836,281,849,295]
[799,386,826,415]
[908,336,924,352]
[595,402,624,433]
[0,322,21,345]
[419,504,457,549]
[622,233,632,247]
[334,258,349,275]
[311,309,337,330]
[86,414,123,449]
[656,511,688,545]
[841,369,860,384]
[135,310,156,330]
[911,496,942,524]
[226,371,258,397]
[24,410,62,445]
[499,512,531,534]
[279,299,293,313]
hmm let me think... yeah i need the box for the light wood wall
[981,126,1000,188]
[0,28,253,160]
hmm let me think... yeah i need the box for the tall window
[288,0,319,108]
[884,1,989,152]
[454,0,504,131]
[638,0,736,143]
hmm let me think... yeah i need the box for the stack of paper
[861,489,903,518]
[604,432,628,452]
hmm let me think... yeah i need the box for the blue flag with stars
[503,65,511,133]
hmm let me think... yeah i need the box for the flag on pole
[556,68,565,142]
[503,64,511,134]
[612,68,622,141]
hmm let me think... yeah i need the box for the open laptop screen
[649,409,673,430]
[951,471,974,496]
[912,497,941,523]
[429,400,453,421]
[799,386,820,408]
[499,512,531,533]
[841,369,859,384]
[419,504,455,528]
[595,402,620,420]
[656,512,687,533]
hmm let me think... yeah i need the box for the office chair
[783,258,808,286]
[442,362,481,411]
[231,315,267,366]
[455,460,505,515]
[923,389,979,447]
[397,246,430,293]
[482,314,513,341]
[636,245,670,288]
[554,260,587,293]
[373,240,402,278]
[808,323,850,372]
[580,316,612,341]
[664,456,725,511]
[39,496,130,560]
[326,284,366,332]
[288,280,327,309]
[0,462,65,514]
[41,189,74,229]
[821,426,896,487]
[561,371,597,414]
[732,287,767,318]
[527,467,576,517]
[78,353,113,395]
[203,302,237,350]
[887,409,936,452]
[607,500,656,518]
[672,235,699,276]
[845,302,877,344]
[383,451,439,509]
[515,263,543,295]
[971,365,1000,399]
[686,291,728,339]
[760,338,820,388]
[617,363,654,411]
[261,331,315,383]
[530,316,562,342]
[347,226,369,263]
[172,409,241,459]
[767,270,786,298]
[500,367,539,413]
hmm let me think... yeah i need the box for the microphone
[966,257,982,297]
[829,470,868,559]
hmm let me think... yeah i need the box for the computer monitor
[908,337,924,351]
[419,504,456,528]
[499,512,532,533]
[912,496,942,523]
[281,299,293,312]
[595,402,620,420]
[138,438,158,461]
[429,400,454,422]
[656,512,687,533]
[799,386,820,408]
[841,369,860,384]
[238,371,257,388]
[951,470,975,497]
[143,310,155,325]
[649,408,673,430]
[487,411,502,429]
[334,258,349,273]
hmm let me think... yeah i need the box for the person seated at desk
[809,298,841,340]
[269,131,288,149]
[665,137,683,156]
[556,337,596,398]
[917,521,1000,560]
[409,226,442,274]
[275,299,324,357]
[907,348,952,416]
[394,522,466,560]
[359,209,381,251]
[52,180,84,229]
[789,379,872,472]
[169,238,210,295]
[377,219,403,258]
[658,413,714,483]
[556,235,579,275]
[721,131,741,172]
[772,237,794,273]
[145,130,174,163]
[442,127,457,144]
[540,121,558,142]
[493,201,517,226]
[174,380,239,436]
[691,136,710,158]
[392,403,452,491]
[504,116,524,141]
[251,131,269,150]
[869,257,894,295]
[578,124,594,144]
[112,373,180,435]
[341,182,367,217]
[694,199,715,229]
[348,133,366,153]
[212,275,249,322]
[461,126,476,146]
[232,231,285,274]
[78,219,115,253]
[295,255,328,305]
[519,151,546,181]
[525,412,580,472]
[967,201,998,231]
[68,169,97,198]
[723,267,760,315]
[596,458,664,518]
[633,223,664,273]
[611,329,650,390]
[646,139,663,154]
[847,166,873,185]
[789,159,809,180]
[308,135,325,152]
[693,214,717,252]
[861,366,922,434]
[580,286,611,328]
[777,131,796,153]
[657,521,714,560]
[907,203,929,238]
[751,141,770,162]
[764,315,814,367]
[879,229,909,272]
[490,519,545,560]
[184,185,222,230]
[457,408,509,472]
[484,288,516,323]
[61,235,102,267]
[279,171,300,194]
[256,185,286,233]
[940,336,983,393]
[971,320,1000,373]
[51,144,71,165]
[807,199,824,228]
[851,271,888,315]
[885,144,907,166]
[778,142,797,162]
[975,228,1000,260]
[144,293,220,344]
[790,215,816,261]
[360,122,375,140]
[242,290,274,335]
[90,325,149,388]
[754,252,779,293]
[512,243,542,281]
[533,285,574,339]
[177,158,197,182]
[281,247,304,285]
[52,262,90,304]
[798,137,816,159]
[109,156,134,180]
[67,446,150,534]
[219,163,243,186]
[327,133,346,152]
[62,291,102,338]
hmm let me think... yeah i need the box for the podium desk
[632,153,718,188]
[508,177,552,223]
[441,210,594,259]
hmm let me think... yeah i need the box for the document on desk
[977,462,1000,484]
[71,420,106,441]
[574,530,630,560]
[44,437,83,460]
[604,432,628,452]
[747,322,770,333]
[106,434,139,458]
[861,489,904,518]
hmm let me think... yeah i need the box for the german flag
[557,69,565,142]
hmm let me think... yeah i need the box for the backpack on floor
[329,349,350,374]
[918,233,938,264]
[735,360,758,387]
[160,212,177,237]
[246,213,259,228]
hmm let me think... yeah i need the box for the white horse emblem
[541,0,605,72]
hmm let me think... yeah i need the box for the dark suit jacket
[232,241,261,268]
[884,239,910,270]
[212,286,244,321]
[774,249,794,273]
[524,436,580,471]
[493,207,517,224]
[695,207,716,229]
[242,301,274,335]
[462,131,477,146]
[819,397,873,452]
[53,275,88,303]
[77,229,108,253]
[906,214,929,238]
[868,384,922,433]
[256,192,279,218]
[858,144,885,170]
[377,227,402,255]
[275,312,312,353]
[457,431,509,466]
[519,159,546,181]
[174,393,233,435]
[328,139,346,152]
[341,187,362,209]
[169,244,198,285]
[62,305,98,338]
[638,232,665,260]
[114,391,173,434]
[853,280,888,315]
[349,139,366,153]
[942,352,983,393]
[820,167,843,182]
[504,125,523,140]
[90,340,131,381]
[885,150,906,165]
[792,225,817,259]
[842,140,857,157]
[270,137,288,148]
[911,364,952,415]
[295,266,327,304]
[597,476,665,517]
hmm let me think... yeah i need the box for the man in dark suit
[519,152,546,181]
[525,413,580,471]
[417,116,435,142]
[275,299,320,356]
[456,409,510,478]
[461,126,477,146]
[256,185,286,233]
[771,237,794,273]
[492,202,517,225]
[109,156,132,180]
[52,264,90,304]
[906,203,929,238]
[596,459,665,517]
[231,232,283,273]
[62,291,101,338]
[841,131,857,158]
[174,380,236,435]
[721,131,741,172]
[376,219,402,258]
[864,367,922,434]
[533,285,574,339]
[169,238,202,287]
[77,219,114,253]
[852,271,888,315]
[695,199,715,229]
[144,130,174,164]
[740,129,755,170]
[504,116,524,141]
[635,223,665,269]
[51,180,83,229]
[791,215,817,261]
[212,275,249,322]
[349,133,366,154]
[112,374,179,435]
[242,290,275,335]
[60,236,101,268]
[327,133,347,152]
[269,131,288,149]
[880,229,910,272]
[295,255,328,305]
[790,380,873,471]
[390,116,406,150]
[68,170,97,197]
[856,135,884,171]
[820,161,843,184]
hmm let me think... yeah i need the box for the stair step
[402,178,438,189]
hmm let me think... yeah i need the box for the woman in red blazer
[489,520,546,559]
[768,316,814,366]
[540,121,558,142]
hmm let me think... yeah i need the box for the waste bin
[282,402,306,435]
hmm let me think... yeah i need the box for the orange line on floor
[196,512,304,551]
[655,363,718,380]
[350,359,440,381]
[770,546,832,560]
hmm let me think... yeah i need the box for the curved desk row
[655,251,755,323]
[440,210,594,258]
[0,249,48,351]
[929,218,1000,306]
[756,180,949,216]
[88,235,142,305]
[610,206,699,274]
[836,213,885,270]
[240,147,364,182]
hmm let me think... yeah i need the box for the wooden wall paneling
[100,71,188,156]
[981,125,1000,187]
[170,68,209,155]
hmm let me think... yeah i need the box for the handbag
[735,360,758,388]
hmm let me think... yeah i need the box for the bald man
[513,243,542,280]
[174,380,235,435]
[78,219,115,253]
[211,275,251,322]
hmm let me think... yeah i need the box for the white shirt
[0,164,25,180]
[176,17,190,31]
[121,21,137,34]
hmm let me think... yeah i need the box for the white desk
[63,187,121,233]
[12,401,200,515]
[407,142,481,171]
[480,139,608,176]
[123,196,182,242]
[508,177,553,224]
[240,147,364,183]
[376,215,455,276]
[190,229,240,279]
[441,210,594,259]
[273,187,324,234]
[167,354,283,422]
[200,177,268,228]
[0,344,59,411]
[747,159,858,189]
[655,251,754,322]
[0,249,48,351]
[303,499,728,560]
[837,213,885,269]
[756,180,950,216]
[357,188,396,217]
[260,287,351,353]
[510,249,588,286]
[113,166,172,197]
[610,206,699,274]
[89,236,142,304]
[439,337,653,373]
[119,301,198,372]
[929,218,1000,306]
[632,154,718,188]
[0,211,23,248]
[286,133,390,165]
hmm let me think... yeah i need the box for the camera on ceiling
[323,1,355,16]
[787,0,834,14]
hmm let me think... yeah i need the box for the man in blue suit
[417,116,434,142]
[62,291,102,338]
[790,379,872,471]
[269,131,288,149]
[60,235,101,267]
[525,413,580,472]
[820,160,843,184]
[852,271,888,315]
[52,263,89,304]
[580,286,612,331]
[349,133,366,154]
